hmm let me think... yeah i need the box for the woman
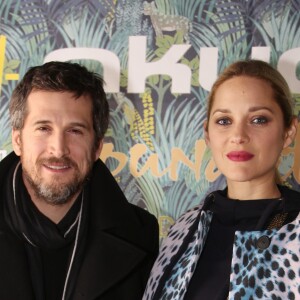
[143,60,300,300]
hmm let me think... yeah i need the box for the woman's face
[205,76,295,185]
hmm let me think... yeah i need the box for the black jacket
[0,152,159,300]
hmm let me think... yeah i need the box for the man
[0,61,159,299]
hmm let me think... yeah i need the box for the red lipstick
[226,151,254,162]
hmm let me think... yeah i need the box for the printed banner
[1,0,300,237]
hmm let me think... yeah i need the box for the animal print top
[143,189,300,300]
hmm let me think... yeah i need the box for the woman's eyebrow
[212,106,274,115]
[248,106,274,113]
[212,108,230,115]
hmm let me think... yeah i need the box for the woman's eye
[252,117,268,125]
[216,118,231,125]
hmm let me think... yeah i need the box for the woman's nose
[230,124,250,144]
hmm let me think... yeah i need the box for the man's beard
[22,156,93,205]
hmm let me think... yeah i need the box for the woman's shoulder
[166,192,217,238]
[279,185,300,211]
[170,191,220,227]
[165,205,201,241]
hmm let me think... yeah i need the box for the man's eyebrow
[32,120,51,125]
[33,120,89,128]
[68,122,89,128]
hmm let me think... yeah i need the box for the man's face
[12,90,102,205]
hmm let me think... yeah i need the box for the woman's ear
[12,129,22,156]
[204,120,210,146]
[283,117,298,148]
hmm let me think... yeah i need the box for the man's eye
[38,127,50,131]
[252,117,268,125]
[216,118,231,125]
[69,129,83,135]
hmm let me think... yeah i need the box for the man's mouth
[46,165,70,170]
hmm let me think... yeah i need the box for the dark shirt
[41,244,71,300]
[184,190,295,300]
[26,192,81,300]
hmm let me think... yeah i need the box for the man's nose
[48,132,70,157]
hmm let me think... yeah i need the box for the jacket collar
[205,185,300,213]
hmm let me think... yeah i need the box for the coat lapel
[73,230,148,299]
[73,159,156,299]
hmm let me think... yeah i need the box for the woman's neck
[227,180,281,200]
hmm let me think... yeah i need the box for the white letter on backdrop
[128,36,191,93]
[251,47,270,62]
[44,48,120,92]
[278,48,300,93]
[199,47,218,91]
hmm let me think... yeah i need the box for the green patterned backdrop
[1,0,300,238]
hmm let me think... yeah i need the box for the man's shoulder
[0,152,19,174]
[109,202,159,253]
[128,203,158,225]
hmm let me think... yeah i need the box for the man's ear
[12,129,22,156]
[94,140,103,161]
[283,117,298,148]
[204,120,210,146]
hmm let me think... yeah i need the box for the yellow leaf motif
[130,91,155,151]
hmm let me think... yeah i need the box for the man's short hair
[9,61,109,148]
